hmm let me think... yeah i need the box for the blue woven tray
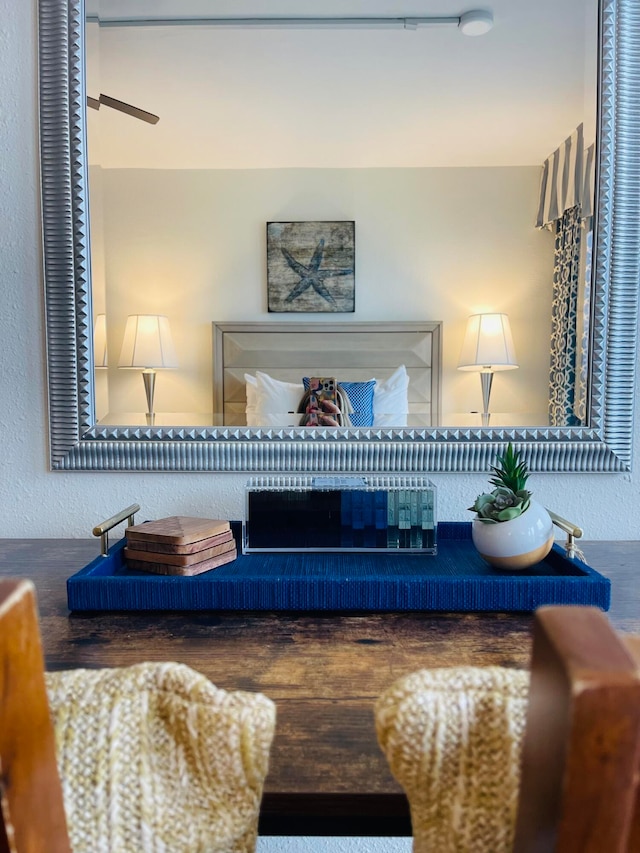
[66,522,610,612]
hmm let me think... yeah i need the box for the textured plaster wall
[0,2,639,851]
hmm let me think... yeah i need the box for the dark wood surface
[0,538,637,836]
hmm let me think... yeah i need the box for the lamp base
[141,369,156,423]
[479,372,493,425]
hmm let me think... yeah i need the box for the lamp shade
[118,314,178,369]
[93,313,108,368]
[458,313,518,372]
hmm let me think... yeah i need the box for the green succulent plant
[469,443,532,524]
[488,442,530,494]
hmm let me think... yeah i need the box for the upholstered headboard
[212,321,442,427]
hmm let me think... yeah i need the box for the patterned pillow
[303,377,375,427]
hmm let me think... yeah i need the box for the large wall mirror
[40,0,639,472]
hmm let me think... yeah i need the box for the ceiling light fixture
[458,10,494,37]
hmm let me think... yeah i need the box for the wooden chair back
[514,605,640,853]
[0,579,71,853]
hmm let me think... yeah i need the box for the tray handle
[92,504,140,557]
[547,509,585,562]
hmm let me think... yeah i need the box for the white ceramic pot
[471,499,554,570]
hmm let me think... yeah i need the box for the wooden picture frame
[267,221,355,313]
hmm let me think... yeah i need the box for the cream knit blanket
[375,666,529,853]
[45,662,275,853]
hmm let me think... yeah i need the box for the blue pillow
[302,378,375,427]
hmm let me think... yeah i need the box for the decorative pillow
[373,364,409,427]
[46,662,276,853]
[303,377,375,427]
[245,373,259,424]
[245,371,304,427]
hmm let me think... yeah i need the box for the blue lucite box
[243,475,437,554]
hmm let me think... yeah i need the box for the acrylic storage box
[243,475,437,554]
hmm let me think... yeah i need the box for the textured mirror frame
[39,0,639,473]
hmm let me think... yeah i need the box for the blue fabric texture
[67,524,611,613]
[302,377,375,427]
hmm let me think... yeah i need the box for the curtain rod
[85,13,488,32]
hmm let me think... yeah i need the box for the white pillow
[245,367,409,427]
[245,373,258,421]
[373,364,409,427]
[245,371,304,427]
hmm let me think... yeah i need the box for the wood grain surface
[0,538,636,836]
[125,528,234,558]
[125,516,230,546]
[125,547,238,576]
[514,607,640,852]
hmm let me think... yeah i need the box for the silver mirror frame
[40,0,639,473]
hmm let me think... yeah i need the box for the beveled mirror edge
[39,0,639,473]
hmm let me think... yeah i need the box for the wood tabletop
[0,538,637,836]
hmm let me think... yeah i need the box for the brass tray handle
[91,504,585,562]
[92,504,140,557]
[547,509,586,562]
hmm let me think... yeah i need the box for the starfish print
[282,238,353,304]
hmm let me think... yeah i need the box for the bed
[212,321,442,428]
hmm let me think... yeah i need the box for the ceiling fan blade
[87,96,101,111]
[98,94,160,124]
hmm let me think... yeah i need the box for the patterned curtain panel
[549,206,583,426]
[574,223,593,422]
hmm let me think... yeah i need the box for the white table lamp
[118,314,178,425]
[93,314,108,369]
[458,313,518,425]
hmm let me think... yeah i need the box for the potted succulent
[469,443,554,570]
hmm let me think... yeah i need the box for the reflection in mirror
[86,0,597,430]
[39,0,640,473]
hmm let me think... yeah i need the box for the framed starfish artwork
[266,221,355,312]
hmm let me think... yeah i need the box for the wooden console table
[0,538,637,836]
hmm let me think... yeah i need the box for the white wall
[97,164,554,421]
[0,3,638,850]
[2,0,640,540]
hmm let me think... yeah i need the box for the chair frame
[0,579,71,853]
[2,581,639,852]
[514,605,640,853]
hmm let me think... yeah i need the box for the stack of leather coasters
[124,516,236,576]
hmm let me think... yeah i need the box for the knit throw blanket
[45,662,276,853]
[375,666,529,853]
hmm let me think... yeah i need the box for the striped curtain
[536,124,595,228]
[581,143,596,220]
